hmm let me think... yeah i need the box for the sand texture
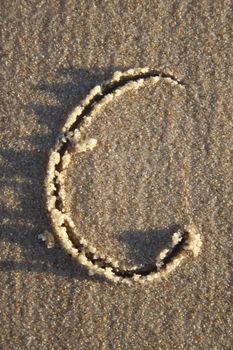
[0,1,233,349]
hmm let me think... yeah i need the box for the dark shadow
[117,224,182,267]
[0,66,126,282]
[26,66,126,142]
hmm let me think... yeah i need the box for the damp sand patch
[45,68,202,284]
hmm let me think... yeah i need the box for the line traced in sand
[45,67,202,284]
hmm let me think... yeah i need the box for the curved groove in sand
[45,68,202,284]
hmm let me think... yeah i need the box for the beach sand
[0,1,232,349]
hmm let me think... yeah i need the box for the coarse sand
[0,1,232,349]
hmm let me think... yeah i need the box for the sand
[0,0,232,349]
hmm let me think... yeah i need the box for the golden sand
[1,1,232,348]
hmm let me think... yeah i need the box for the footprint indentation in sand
[45,68,202,284]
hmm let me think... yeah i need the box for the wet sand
[0,1,232,349]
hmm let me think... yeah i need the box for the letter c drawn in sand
[45,68,202,284]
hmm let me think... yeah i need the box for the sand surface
[0,1,233,349]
